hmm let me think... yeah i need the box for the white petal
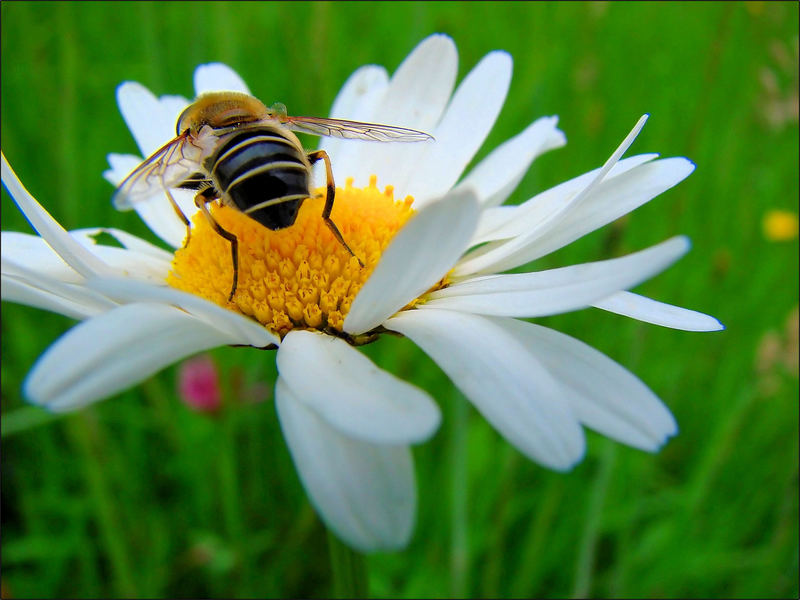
[457,157,695,276]
[492,114,649,232]
[454,116,567,208]
[276,330,440,444]
[105,153,197,248]
[116,82,185,156]
[494,318,678,451]
[319,65,389,169]
[2,232,84,283]
[159,95,192,126]
[328,65,391,121]
[125,190,192,249]
[2,154,113,278]
[344,188,480,335]
[469,154,659,246]
[1,275,106,320]
[2,256,117,317]
[385,309,586,470]
[452,115,653,276]
[85,277,279,348]
[570,114,650,205]
[339,34,458,189]
[104,152,143,187]
[193,63,251,95]
[74,227,174,261]
[504,157,695,269]
[371,33,458,131]
[405,51,513,205]
[4,228,170,286]
[70,228,172,283]
[423,236,690,317]
[470,205,520,245]
[25,303,233,411]
[276,379,416,552]
[594,291,725,331]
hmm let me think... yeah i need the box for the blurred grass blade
[1,406,65,438]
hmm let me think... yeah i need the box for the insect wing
[112,133,202,210]
[282,115,434,142]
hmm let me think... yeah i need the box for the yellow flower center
[167,176,415,341]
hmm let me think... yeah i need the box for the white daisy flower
[1,34,722,552]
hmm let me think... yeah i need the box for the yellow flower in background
[763,209,799,241]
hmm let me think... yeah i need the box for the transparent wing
[281,115,434,142]
[112,133,203,210]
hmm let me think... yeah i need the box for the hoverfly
[113,91,433,301]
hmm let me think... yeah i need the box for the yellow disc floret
[167,176,415,340]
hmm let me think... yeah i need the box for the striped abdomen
[208,126,310,230]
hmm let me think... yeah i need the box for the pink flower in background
[178,355,222,413]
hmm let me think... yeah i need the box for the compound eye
[176,105,193,136]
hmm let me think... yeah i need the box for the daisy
[1,34,722,552]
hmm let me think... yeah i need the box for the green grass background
[2,1,798,598]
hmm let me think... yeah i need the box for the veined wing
[281,115,434,142]
[112,132,203,210]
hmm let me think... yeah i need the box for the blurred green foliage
[2,1,798,598]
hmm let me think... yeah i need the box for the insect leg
[165,188,193,248]
[194,189,240,302]
[306,150,364,267]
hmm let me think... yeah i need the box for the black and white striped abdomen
[208,126,310,230]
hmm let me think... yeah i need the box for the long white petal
[385,309,586,470]
[116,82,185,156]
[319,64,389,172]
[276,330,440,444]
[73,227,175,261]
[85,277,279,348]
[69,228,172,283]
[3,228,170,287]
[104,153,197,248]
[594,291,725,331]
[494,318,678,451]
[159,95,192,128]
[342,34,458,190]
[2,256,117,317]
[499,157,696,271]
[25,303,233,411]
[423,236,690,317]
[371,33,458,131]
[2,154,113,279]
[454,116,567,208]
[344,188,480,335]
[193,63,251,95]
[104,152,144,187]
[452,115,653,276]
[469,154,659,246]
[1,275,107,320]
[457,157,694,276]
[485,115,650,237]
[328,65,391,121]
[2,232,84,283]
[276,379,416,552]
[400,50,513,206]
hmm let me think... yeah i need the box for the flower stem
[68,413,138,597]
[449,394,469,597]
[327,530,368,598]
[570,440,616,598]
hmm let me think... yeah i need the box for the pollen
[167,176,415,340]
